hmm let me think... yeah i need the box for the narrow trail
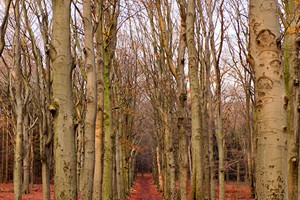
[126,174,162,200]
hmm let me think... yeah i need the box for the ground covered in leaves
[0,183,54,200]
[0,174,254,200]
[126,174,163,200]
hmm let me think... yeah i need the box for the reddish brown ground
[0,183,54,200]
[0,176,254,200]
[216,182,254,200]
[126,174,162,200]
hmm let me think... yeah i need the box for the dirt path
[126,174,162,200]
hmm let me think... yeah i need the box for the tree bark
[13,1,23,199]
[101,36,114,200]
[93,1,104,199]
[186,0,203,199]
[22,112,30,194]
[283,1,300,199]
[249,0,288,198]
[50,1,77,199]
[80,0,97,199]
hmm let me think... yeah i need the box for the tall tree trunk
[5,115,9,183]
[249,0,288,198]
[101,1,119,198]
[283,1,300,199]
[163,106,176,200]
[101,39,114,200]
[245,80,255,197]
[50,1,77,199]
[32,2,52,198]
[176,1,188,199]
[80,0,97,199]
[186,0,203,198]
[93,1,104,199]
[208,0,225,198]
[13,1,23,199]
[206,64,216,200]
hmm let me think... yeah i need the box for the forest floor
[0,183,54,200]
[126,173,163,200]
[0,174,254,200]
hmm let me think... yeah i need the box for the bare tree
[50,0,77,199]
[249,0,288,198]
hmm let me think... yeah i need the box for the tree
[186,0,204,198]
[12,1,23,199]
[208,0,225,199]
[93,0,104,199]
[101,0,119,199]
[283,1,300,199]
[249,0,288,198]
[50,0,77,199]
[79,0,97,199]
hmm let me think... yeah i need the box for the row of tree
[0,0,299,199]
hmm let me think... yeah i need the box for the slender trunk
[80,2,97,199]
[215,91,225,200]
[5,120,9,183]
[13,1,23,199]
[51,1,77,199]
[187,0,203,198]
[29,130,34,185]
[207,70,216,200]
[163,108,176,200]
[176,1,188,198]
[93,1,104,199]
[1,116,5,182]
[283,1,300,199]
[237,161,240,182]
[23,112,30,194]
[156,146,163,190]
[115,107,123,200]
[101,41,114,200]
[245,82,255,197]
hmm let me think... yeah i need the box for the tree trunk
[208,0,225,198]
[186,0,203,198]
[5,117,9,183]
[101,40,114,200]
[1,119,4,182]
[50,1,77,199]
[156,146,163,190]
[249,0,288,198]
[23,112,30,194]
[80,0,97,199]
[13,1,23,199]
[163,107,176,200]
[283,1,300,199]
[93,1,104,199]
[176,1,188,199]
